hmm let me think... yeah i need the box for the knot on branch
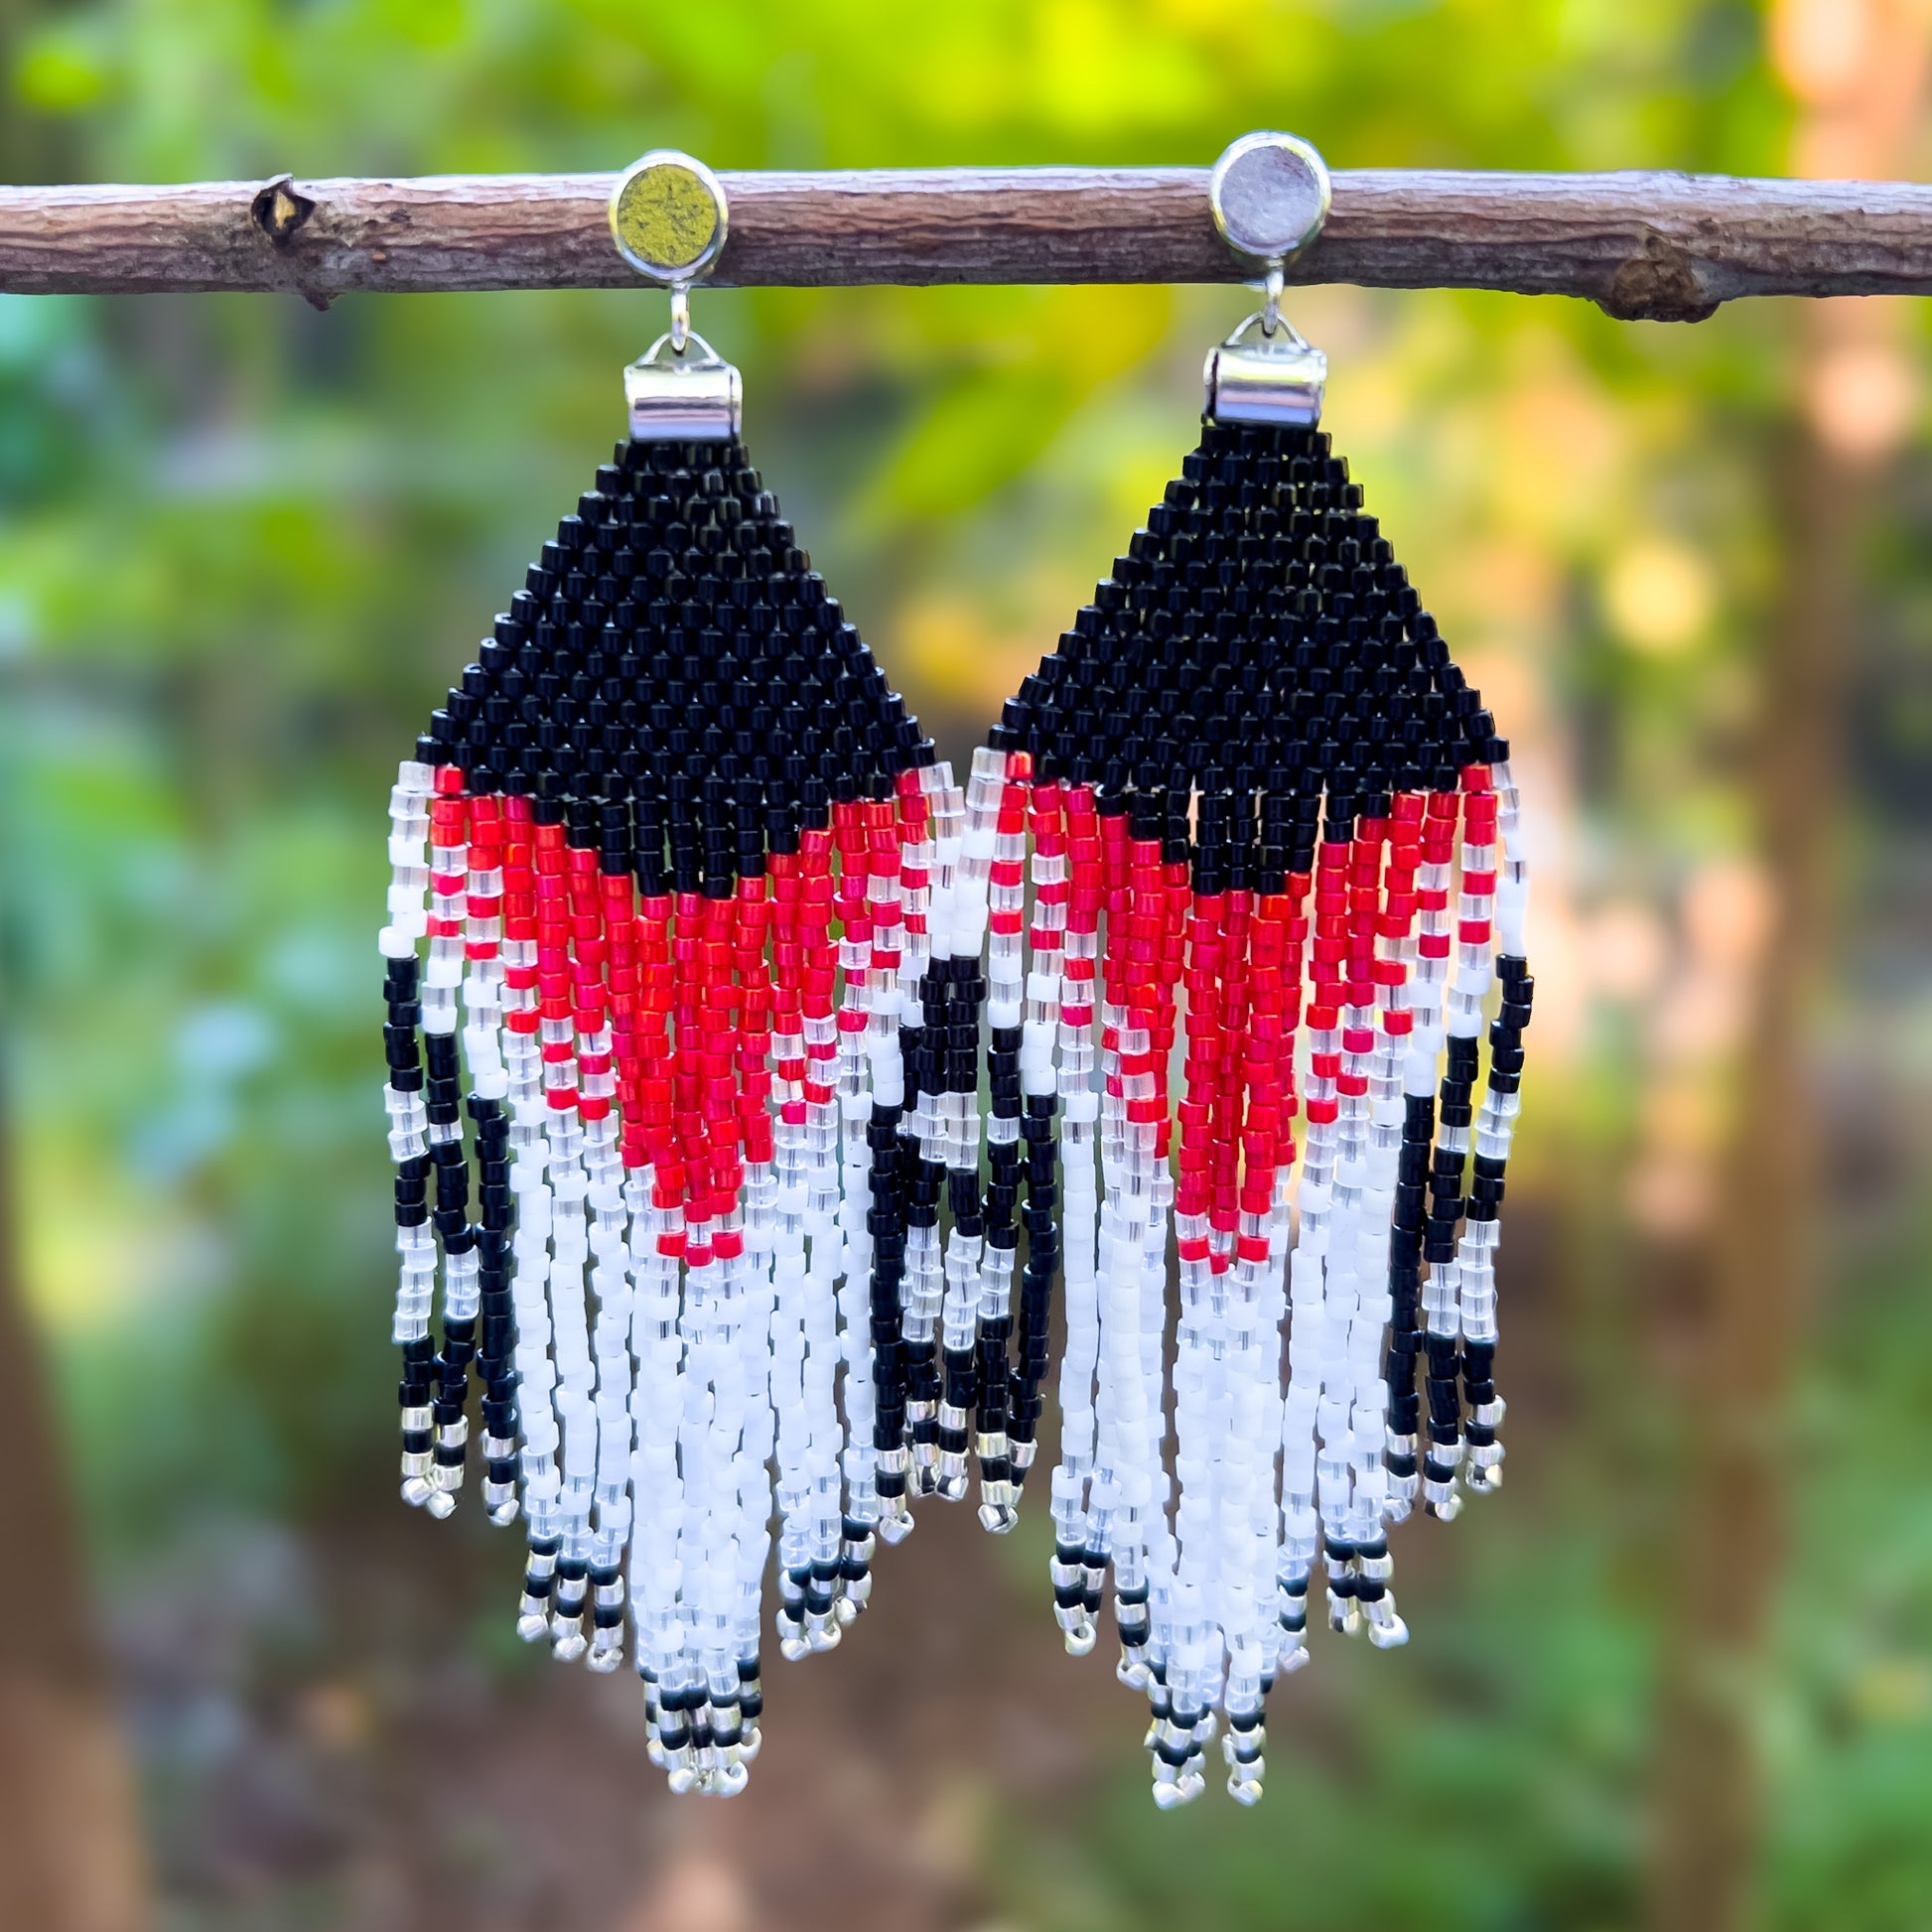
[251,175,316,246]
[248,175,334,309]
[1599,234,1720,324]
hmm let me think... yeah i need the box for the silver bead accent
[1058,1611,1096,1656]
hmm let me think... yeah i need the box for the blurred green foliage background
[4,4,1932,1929]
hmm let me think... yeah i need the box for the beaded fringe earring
[977,135,1537,1806]
[375,155,987,1795]
[371,134,1538,1809]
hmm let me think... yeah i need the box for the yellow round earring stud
[609,150,729,284]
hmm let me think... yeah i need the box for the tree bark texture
[3,168,1932,317]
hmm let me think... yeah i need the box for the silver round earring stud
[1208,130,1331,267]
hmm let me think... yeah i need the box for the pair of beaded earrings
[376,135,1534,1806]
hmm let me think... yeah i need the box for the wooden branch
[4,166,1932,319]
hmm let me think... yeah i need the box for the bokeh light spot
[1602,539,1716,656]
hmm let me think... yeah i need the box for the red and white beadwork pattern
[1023,757,1530,1807]
[384,751,1034,1791]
